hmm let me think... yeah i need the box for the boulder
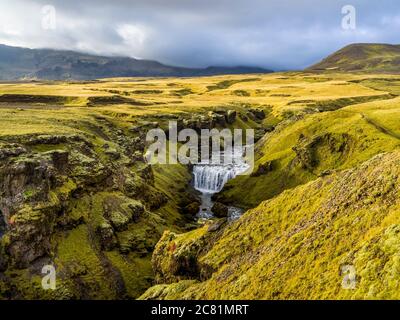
[249,108,265,120]
[211,202,228,218]
[182,202,200,216]
[151,227,207,283]
[225,110,237,124]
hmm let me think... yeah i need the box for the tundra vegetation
[0,71,400,299]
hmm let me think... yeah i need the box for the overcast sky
[0,0,399,70]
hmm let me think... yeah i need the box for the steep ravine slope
[0,114,198,299]
[0,97,261,299]
[216,96,400,208]
[140,151,400,299]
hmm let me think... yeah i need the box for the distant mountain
[0,44,272,80]
[196,65,270,76]
[307,43,400,73]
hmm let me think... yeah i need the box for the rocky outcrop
[0,152,63,267]
[225,110,237,124]
[0,116,196,299]
[151,221,225,284]
[246,108,265,121]
[211,202,228,218]
[163,108,240,134]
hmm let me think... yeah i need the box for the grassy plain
[1,72,400,299]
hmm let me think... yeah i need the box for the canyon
[1,69,400,299]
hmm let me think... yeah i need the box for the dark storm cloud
[0,0,399,70]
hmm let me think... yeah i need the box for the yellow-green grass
[140,151,400,300]
[0,72,395,139]
[220,94,400,208]
[2,71,400,300]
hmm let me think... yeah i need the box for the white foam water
[193,146,249,220]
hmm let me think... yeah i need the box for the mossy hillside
[105,250,153,298]
[141,151,400,299]
[350,77,400,96]
[0,170,190,298]
[54,225,117,299]
[219,96,400,208]
[44,161,193,299]
[307,43,400,73]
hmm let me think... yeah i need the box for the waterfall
[193,164,239,193]
[193,146,250,219]
[193,147,250,194]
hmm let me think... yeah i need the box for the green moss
[55,225,116,299]
[220,100,400,208]
[106,251,153,298]
[31,144,67,153]
[110,211,130,230]
[139,280,199,300]
[13,205,44,223]
[171,88,193,96]
[23,187,37,200]
[207,78,260,91]
[55,179,77,199]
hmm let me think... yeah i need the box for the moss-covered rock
[151,221,226,284]
[181,202,200,216]
[211,202,228,218]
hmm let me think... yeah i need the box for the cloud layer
[0,0,399,70]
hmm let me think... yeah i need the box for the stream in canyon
[192,146,250,220]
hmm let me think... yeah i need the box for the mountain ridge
[0,44,273,80]
[307,43,400,73]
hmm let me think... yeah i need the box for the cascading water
[193,146,250,220]
[193,165,238,193]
